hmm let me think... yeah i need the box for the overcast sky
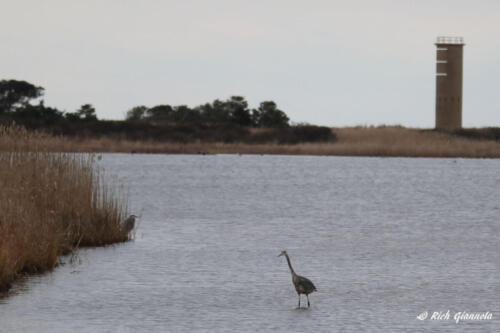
[1,0,499,127]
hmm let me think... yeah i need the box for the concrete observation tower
[435,36,465,130]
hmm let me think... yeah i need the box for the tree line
[0,79,289,127]
[0,79,335,143]
[126,97,290,128]
[0,80,98,121]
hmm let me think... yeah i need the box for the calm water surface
[1,155,499,332]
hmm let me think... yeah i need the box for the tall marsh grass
[0,126,130,291]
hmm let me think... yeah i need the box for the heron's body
[279,251,316,308]
[292,274,316,295]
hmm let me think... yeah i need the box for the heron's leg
[307,294,310,308]
[298,294,301,308]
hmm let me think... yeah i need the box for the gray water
[1,155,499,332]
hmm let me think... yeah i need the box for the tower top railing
[436,36,464,45]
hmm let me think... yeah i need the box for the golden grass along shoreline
[31,126,500,158]
[0,126,130,292]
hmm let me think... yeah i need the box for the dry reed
[32,126,500,158]
[0,126,130,291]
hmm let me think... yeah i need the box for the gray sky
[1,0,499,127]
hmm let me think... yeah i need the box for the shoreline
[37,127,500,158]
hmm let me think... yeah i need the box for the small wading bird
[278,250,317,308]
[123,214,137,232]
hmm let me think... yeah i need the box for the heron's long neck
[285,254,295,275]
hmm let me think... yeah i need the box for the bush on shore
[452,127,500,141]
[0,125,130,292]
[0,115,336,144]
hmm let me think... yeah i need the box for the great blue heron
[123,214,137,232]
[278,250,317,308]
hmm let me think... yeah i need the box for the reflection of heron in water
[278,250,317,308]
[123,214,137,232]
